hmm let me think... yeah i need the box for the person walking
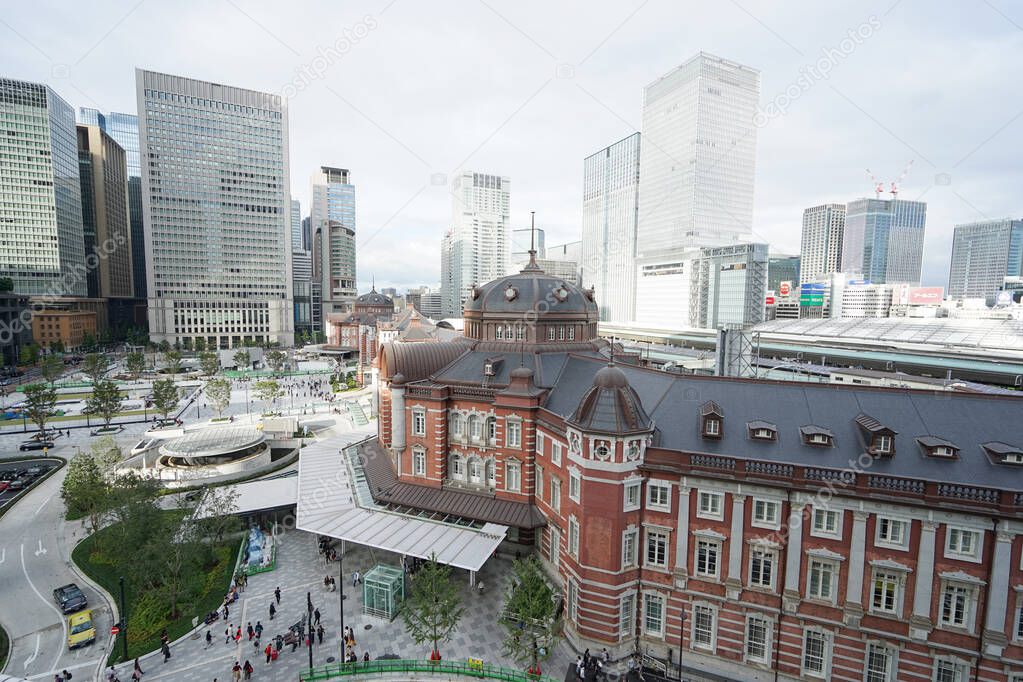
[205,629,213,648]
[264,643,272,665]
[268,603,276,620]
[246,622,254,641]
[254,621,263,640]
[242,661,253,680]
[133,658,144,677]
[274,586,281,605]
[313,608,321,626]
[352,570,360,587]
[231,661,241,682]
[161,642,171,663]
[226,625,233,644]
[316,624,324,644]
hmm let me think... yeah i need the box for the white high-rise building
[440,171,511,318]
[636,53,760,259]
[137,70,293,347]
[290,198,302,251]
[310,166,357,319]
[582,132,640,322]
[800,203,845,284]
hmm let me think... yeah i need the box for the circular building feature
[157,426,270,475]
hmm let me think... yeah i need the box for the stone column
[909,521,938,640]
[843,511,869,625]
[982,530,1014,656]
[726,494,746,599]
[391,383,406,452]
[674,485,691,588]
[783,502,805,613]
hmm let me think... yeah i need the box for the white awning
[296,434,506,572]
[191,474,299,518]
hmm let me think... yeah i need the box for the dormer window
[855,414,896,457]
[800,425,834,448]
[917,436,960,459]
[982,441,1023,466]
[747,420,777,441]
[700,401,723,439]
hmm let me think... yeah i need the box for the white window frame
[870,569,905,617]
[643,593,664,637]
[551,441,562,466]
[567,579,578,623]
[621,528,638,569]
[1015,594,1023,642]
[623,481,641,512]
[534,463,543,501]
[505,419,521,448]
[697,490,724,520]
[748,546,776,590]
[412,447,426,476]
[550,479,561,513]
[690,603,717,652]
[945,527,982,562]
[751,498,781,529]
[810,508,843,540]
[619,593,635,638]
[411,409,426,436]
[645,528,669,569]
[807,558,838,604]
[548,526,560,565]
[864,641,896,682]
[568,469,581,502]
[932,657,968,682]
[875,516,909,550]
[939,581,976,631]
[505,461,521,493]
[568,516,580,558]
[535,431,543,455]
[744,614,771,664]
[646,481,671,512]
[695,537,721,579]
[800,628,831,679]
[450,413,463,437]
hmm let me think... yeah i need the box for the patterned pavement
[111,528,576,682]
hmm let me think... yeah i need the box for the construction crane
[865,169,884,198]
[865,161,914,200]
[889,159,914,199]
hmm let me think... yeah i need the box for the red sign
[765,296,776,305]
[907,286,944,305]
[111,625,120,635]
[779,281,792,296]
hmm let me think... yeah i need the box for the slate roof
[462,266,597,317]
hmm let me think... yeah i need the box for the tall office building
[79,108,147,303]
[290,198,302,251]
[842,198,927,284]
[948,218,1023,300]
[301,216,312,252]
[76,124,134,311]
[767,254,800,293]
[1,78,85,296]
[636,53,759,259]
[136,69,293,347]
[311,166,357,319]
[582,132,641,322]
[800,203,845,284]
[440,171,511,318]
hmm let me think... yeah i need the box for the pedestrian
[352,570,360,587]
[274,586,281,605]
[268,603,276,620]
[130,671,139,682]
[161,642,171,662]
[62,671,72,681]
[231,661,241,682]
[223,603,230,620]
[246,622,254,640]
[316,624,324,644]
[255,621,263,639]
[264,643,272,664]
[314,608,321,626]
[161,629,169,647]
[235,626,242,643]
[134,658,144,676]
[363,652,370,662]
[242,661,253,680]
[226,624,233,644]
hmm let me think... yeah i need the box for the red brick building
[326,287,394,386]
[371,256,1023,681]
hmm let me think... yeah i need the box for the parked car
[0,481,10,492]
[67,610,95,648]
[8,478,26,491]
[53,584,88,614]
[19,440,53,451]
[26,466,44,477]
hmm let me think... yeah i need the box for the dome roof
[569,364,652,434]
[462,261,597,318]
[355,289,393,307]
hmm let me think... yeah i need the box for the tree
[233,349,251,370]
[40,354,63,384]
[0,276,13,292]
[205,378,231,419]
[253,379,282,414]
[82,353,109,385]
[199,351,220,377]
[86,379,123,429]
[19,343,40,366]
[49,339,65,354]
[193,337,206,352]
[162,349,182,374]
[500,556,561,674]
[80,333,98,353]
[61,449,109,533]
[151,378,180,422]
[125,351,145,380]
[401,555,464,660]
[22,382,57,436]
[181,337,192,351]
[192,485,240,544]
[264,349,286,375]
[157,340,171,353]
[90,435,124,472]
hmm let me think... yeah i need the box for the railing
[936,483,1000,505]
[690,454,735,470]
[298,659,557,682]
[868,475,926,495]
[745,461,794,478]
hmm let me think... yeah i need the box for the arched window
[450,413,463,438]
[469,457,483,485]
[485,459,496,488]
[412,447,426,476]
[486,417,497,445]
[449,454,465,481]
[469,415,482,441]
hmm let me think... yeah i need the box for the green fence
[299,660,556,682]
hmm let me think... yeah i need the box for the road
[0,459,59,509]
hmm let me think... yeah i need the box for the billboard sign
[765,296,776,305]
[800,282,826,307]
[907,286,944,305]
[779,281,791,296]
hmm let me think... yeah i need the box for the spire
[371,274,376,292]
[521,211,543,273]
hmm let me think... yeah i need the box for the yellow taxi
[67,610,96,649]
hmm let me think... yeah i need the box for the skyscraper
[79,108,147,303]
[948,218,1023,300]
[800,203,845,283]
[137,69,293,347]
[310,166,357,319]
[290,198,302,251]
[841,198,927,284]
[76,124,134,306]
[440,171,511,318]
[582,132,640,322]
[636,53,760,259]
[1,78,85,296]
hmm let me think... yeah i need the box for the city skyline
[3,2,1021,292]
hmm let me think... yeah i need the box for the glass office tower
[948,219,1023,300]
[842,198,927,284]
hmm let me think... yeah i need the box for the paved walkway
[111,528,575,682]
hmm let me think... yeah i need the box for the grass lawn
[72,512,238,664]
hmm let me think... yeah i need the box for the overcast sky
[4,0,1022,292]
